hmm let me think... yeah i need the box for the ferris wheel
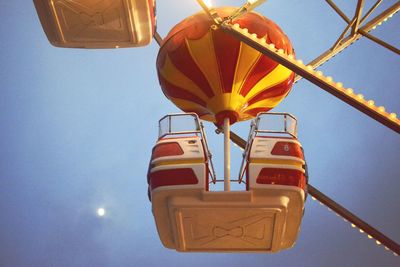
[33,0,399,257]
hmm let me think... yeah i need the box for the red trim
[158,75,207,107]
[215,110,239,127]
[149,168,199,190]
[239,55,279,97]
[247,73,295,105]
[256,168,306,190]
[271,141,304,159]
[212,29,241,93]
[151,142,184,160]
[168,41,215,98]
[148,0,155,35]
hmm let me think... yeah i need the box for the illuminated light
[377,106,385,112]
[359,229,364,233]
[287,54,295,60]
[336,82,343,88]
[356,94,364,100]
[378,22,382,26]
[367,100,375,106]
[233,23,240,29]
[351,224,356,228]
[346,88,354,94]
[383,18,388,22]
[242,28,249,34]
[368,235,373,239]
[376,240,381,245]
[311,196,316,200]
[260,38,267,44]
[343,218,348,222]
[203,0,212,8]
[251,33,258,39]
[306,65,313,71]
[394,253,398,256]
[325,76,333,83]
[277,48,284,54]
[372,26,377,30]
[316,71,323,76]
[97,208,106,217]
[384,246,389,250]
[389,13,393,18]
[319,201,324,206]
[389,113,397,119]
[296,59,304,65]
[115,45,119,48]
[268,43,275,49]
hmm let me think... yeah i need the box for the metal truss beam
[352,0,365,34]
[219,22,400,133]
[308,184,400,255]
[298,1,400,81]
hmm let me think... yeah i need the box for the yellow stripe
[186,31,223,96]
[232,43,261,96]
[153,158,204,167]
[250,159,304,168]
[159,55,209,102]
[243,64,293,102]
[206,93,246,115]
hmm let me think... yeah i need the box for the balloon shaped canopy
[156,7,295,126]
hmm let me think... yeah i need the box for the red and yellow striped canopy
[157,7,295,126]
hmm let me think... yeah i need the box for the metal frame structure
[158,113,217,183]
[237,112,299,184]
[153,0,400,256]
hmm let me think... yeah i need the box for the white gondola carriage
[33,0,156,48]
[147,113,308,253]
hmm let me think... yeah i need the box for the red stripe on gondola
[149,168,199,190]
[168,41,215,98]
[158,75,207,107]
[212,30,241,93]
[239,54,279,97]
[247,73,295,106]
[256,168,306,190]
[151,142,184,160]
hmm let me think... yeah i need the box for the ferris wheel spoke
[308,184,400,255]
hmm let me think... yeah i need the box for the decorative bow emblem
[213,226,244,238]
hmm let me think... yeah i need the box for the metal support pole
[223,117,231,191]
[154,31,163,46]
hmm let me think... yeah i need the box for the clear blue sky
[0,1,399,266]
